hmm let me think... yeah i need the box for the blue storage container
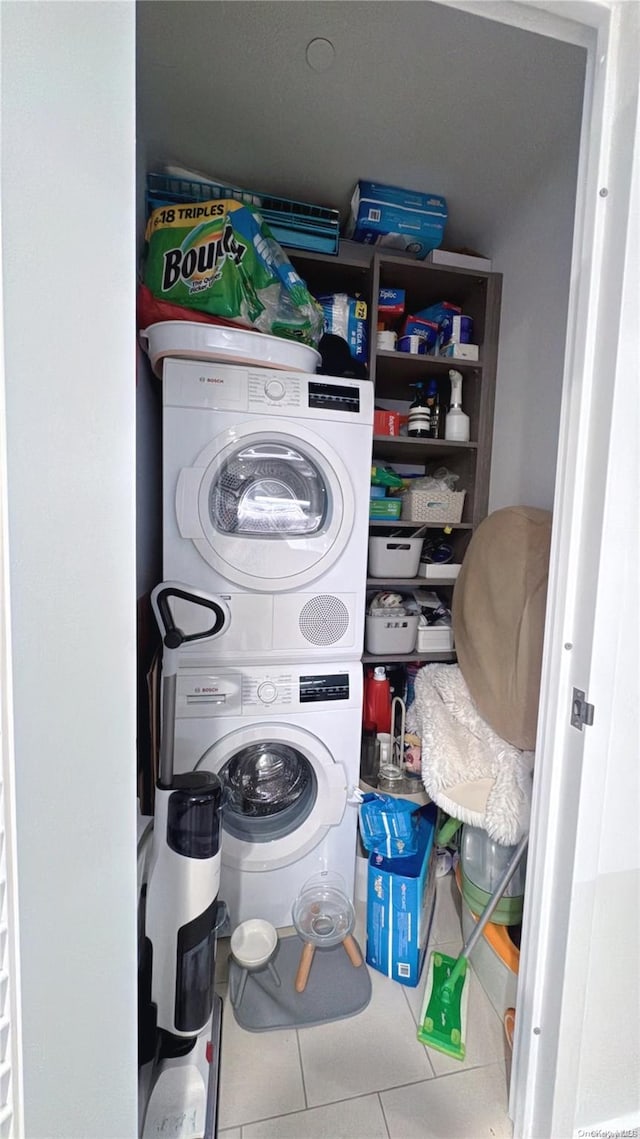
[146,172,340,255]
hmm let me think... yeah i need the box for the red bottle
[363,666,392,734]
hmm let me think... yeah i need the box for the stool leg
[295,942,315,993]
[267,960,281,988]
[342,933,363,968]
[230,966,249,1009]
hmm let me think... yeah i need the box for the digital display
[308,381,360,414]
[300,674,350,703]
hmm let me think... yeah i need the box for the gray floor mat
[228,933,372,1032]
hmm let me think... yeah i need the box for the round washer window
[220,742,318,843]
[210,442,328,536]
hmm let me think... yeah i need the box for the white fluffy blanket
[411,664,533,845]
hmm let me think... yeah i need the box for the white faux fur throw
[411,663,534,845]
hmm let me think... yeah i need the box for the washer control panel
[176,665,358,717]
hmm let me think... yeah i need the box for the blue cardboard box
[347,181,447,259]
[366,802,438,986]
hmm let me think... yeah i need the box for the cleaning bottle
[408,382,431,438]
[425,378,441,438]
[445,369,470,442]
[363,666,392,734]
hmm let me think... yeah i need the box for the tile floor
[215,873,513,1139]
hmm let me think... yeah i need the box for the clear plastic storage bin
[460,825,527,925]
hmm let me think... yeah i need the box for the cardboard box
[366,803,438,986]
[426,248,493,272]
[369,498,402,521]
[378,287,406,316]
[439,342,479,361]
[346,181,447,260]
[374,409,401,436]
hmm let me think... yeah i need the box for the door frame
[439,2,637,1135]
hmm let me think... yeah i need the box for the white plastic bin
[365,612,419,654]
[368,537,423,578]
[418,562,461,581]
[416,620,454,652]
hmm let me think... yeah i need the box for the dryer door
[194,723,347,872]
[175,421,356,591]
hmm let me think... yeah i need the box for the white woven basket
[403,488,466,523]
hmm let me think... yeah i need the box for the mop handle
[445,833,529,992]
[159,666,178,788]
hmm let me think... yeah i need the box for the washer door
[175,421,355,591]
[194,723,347,872]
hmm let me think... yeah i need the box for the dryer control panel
[176,664,360,718]
[162,358,374,425]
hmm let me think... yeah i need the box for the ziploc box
[366,802,438,986]
[346,182,447,259]
[378,287,406,316]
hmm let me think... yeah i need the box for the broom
[418,833,528,1061]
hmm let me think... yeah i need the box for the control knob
[265,378,286,401]
[257,681,278,704]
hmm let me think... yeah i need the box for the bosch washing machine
[162,358,374,663]
[170,659,363,929]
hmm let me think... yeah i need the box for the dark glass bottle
[408,382,430,438]
[425,379,441,438]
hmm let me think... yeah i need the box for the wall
[0,3,138,1136]
[487,141,584,512]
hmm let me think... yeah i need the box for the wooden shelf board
[366,577,456,588]
[372,435,477,463]
[362,651,457,663]
[368,520,473,530]
[376,350,484,370]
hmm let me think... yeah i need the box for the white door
[451,2,640,1136]
[176,420,356,590]
[194,722,347,871]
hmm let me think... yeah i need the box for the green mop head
[417,951,470,1061]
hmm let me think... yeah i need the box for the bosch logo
[199,376,225,384]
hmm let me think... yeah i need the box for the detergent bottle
[363,666,392,734]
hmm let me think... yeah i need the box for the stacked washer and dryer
[161,349,374,929]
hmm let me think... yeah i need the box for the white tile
[298,966,433,1107]
[414,940,508,1077]
[242,1093,389,1139]
[380,1062,513,1139]
[217,993,305,1129]
[430,874,463,949]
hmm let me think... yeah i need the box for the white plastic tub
[416,620,454,652]
[365,611,419,654]
[368,537,423,578]
[140,321,321,379]
[418,562,461,581]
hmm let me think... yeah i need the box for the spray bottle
[445,369,470,442]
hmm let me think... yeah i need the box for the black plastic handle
[154,585,227,649]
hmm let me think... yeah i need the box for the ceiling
[136,1,586,249]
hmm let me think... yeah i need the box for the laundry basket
[403,488,466,524]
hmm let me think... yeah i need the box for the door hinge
[571,688,595,730]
